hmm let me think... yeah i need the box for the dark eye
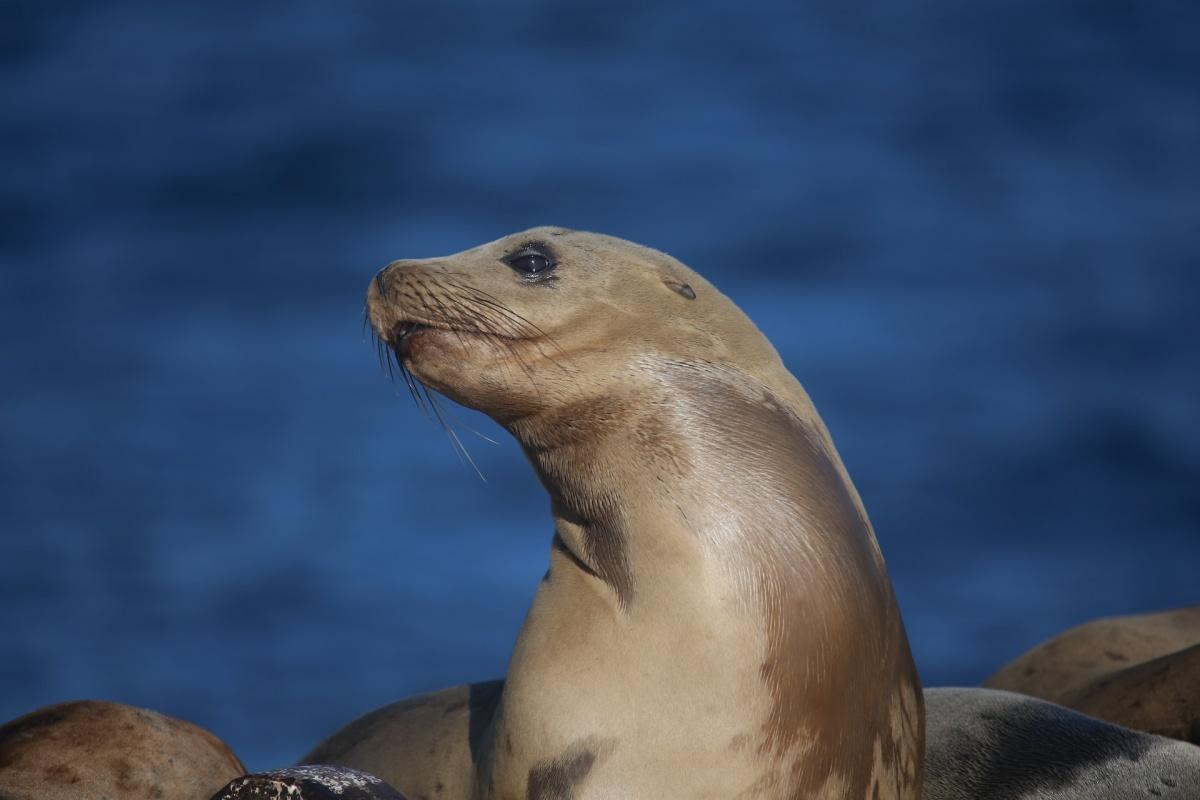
[504,246,555,277]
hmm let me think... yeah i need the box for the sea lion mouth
[386,318,534,357]
[370,272,552,363]
[368,275,567,404]
[386,320,437,357]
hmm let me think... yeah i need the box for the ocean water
[1,0,1197,770]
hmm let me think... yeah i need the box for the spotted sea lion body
[0,700,243,800]
[985,606,1200,743]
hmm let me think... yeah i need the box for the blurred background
[2,0,1197,770]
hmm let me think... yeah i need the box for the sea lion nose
[369,260,406,303]
[366,265,401,331]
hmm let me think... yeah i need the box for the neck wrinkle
[511,393,703,614]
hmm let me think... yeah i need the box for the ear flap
[663,279,697,300]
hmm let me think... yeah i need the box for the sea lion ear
[663,279,697,300]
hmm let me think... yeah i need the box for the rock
[210,765,407,799]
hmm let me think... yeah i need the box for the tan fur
[309,227,924,799]
[0,700,244,800]
[1058,643,1200,745]
[984,605,1200,744]
[984,605,1200,699]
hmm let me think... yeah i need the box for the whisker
[422,283,473,352]
[374,333,387,374]
[468,427,501,445]
[371,271,593,481]
[443,281,578,383]
[445,284,541,337]
[450,301,542,393]
[424,384,487,482]
[399,355,431,419]
[445,280,566,352]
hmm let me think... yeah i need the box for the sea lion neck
[488,360,923,800]
[503,364,812,613]
[504,386,689,613]
[505,375,725,516]
[504,360,810,503]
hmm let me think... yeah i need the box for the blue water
[2,0,1198,771]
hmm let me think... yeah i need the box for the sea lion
[1054,643,1200,745]
[984,605,1200,742]
[985,605,1200,700]
[923,688,1200,800]
[306,228,924,799]
[211,765,408,800]
[0,700,244,800]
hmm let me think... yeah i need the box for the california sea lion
[985,605,1200,742]
[306,228,924,799]
[1053,643,1200,745]
[0,700,244,800]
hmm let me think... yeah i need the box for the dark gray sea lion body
[924,688,1200,800]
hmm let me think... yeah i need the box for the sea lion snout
[365,260,414,322]
[365,265,395,338]
[363,247,567,416]
[365,260,429,344]
[368,257,414,299]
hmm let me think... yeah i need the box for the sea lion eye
[504,246,556,278]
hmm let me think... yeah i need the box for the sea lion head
[366,226,784,423]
